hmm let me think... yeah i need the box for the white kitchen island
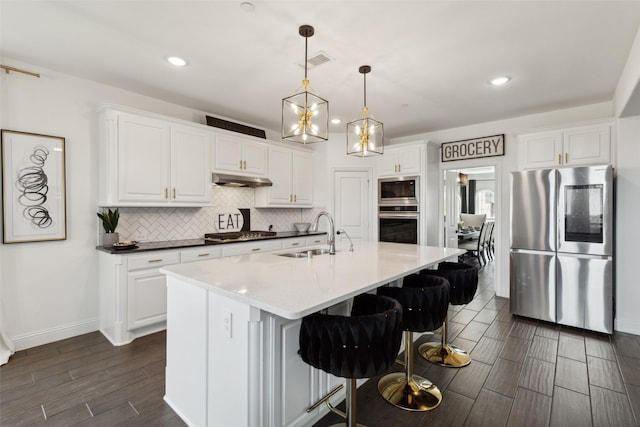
[160,241,464,427]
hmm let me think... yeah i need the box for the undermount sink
[277,248,334,258]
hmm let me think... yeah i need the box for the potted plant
[97,208,120,247]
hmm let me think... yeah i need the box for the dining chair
[458,221,488,266]
[481,221,494,263]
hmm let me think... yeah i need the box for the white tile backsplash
[114,186,325,242]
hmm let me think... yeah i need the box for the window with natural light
[475,189,495,219]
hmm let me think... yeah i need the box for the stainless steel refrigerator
[510,165,614,333]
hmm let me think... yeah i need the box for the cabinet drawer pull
[251,248,261,252]
[148,259,163,263]
[165,188,169,199]
[239,160,243,169]
[294,194,297,202]
[173,188,176,199]
[198,253,210,257]
[558,154,562,165]
[565,153,568,164]
[243,160,247,170]
[290,195,293,202]
[291,243,300,246]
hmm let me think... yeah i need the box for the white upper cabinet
[116,113,171,203]
[213,134,267,176]
[170,125,212,203]
[379,145,422,176]
[518,122,612,170]
[255,146,313,208]
[99,107,212,207]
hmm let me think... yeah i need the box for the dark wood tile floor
[1,262,639,426]
[0,329,183,426]
[314,264,640,427]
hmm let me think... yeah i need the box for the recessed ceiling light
[167,56,187,67]
[490,76,510,86]
[331,118,341,125]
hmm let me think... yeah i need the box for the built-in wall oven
[378,176,420,244]
[379,206,419,244]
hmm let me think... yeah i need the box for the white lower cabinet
[306,235,326,247]
[99,248,219,345]
[100,238,323,345]
[282,237,307,250]
[164,285,346,427]
[264,314,347,427]
[127,268,168,330]
[221,239,282,257]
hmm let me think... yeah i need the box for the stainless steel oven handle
[378,212,419,219]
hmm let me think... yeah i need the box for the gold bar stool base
[419,341,471,368]
[378,372,442,411]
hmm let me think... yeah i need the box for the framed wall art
[1,130,67,243]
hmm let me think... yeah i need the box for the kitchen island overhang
[160,242,464,427]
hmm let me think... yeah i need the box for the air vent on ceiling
[205,115,266,139]
[299,51,332,70]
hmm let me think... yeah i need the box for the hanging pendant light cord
[304,35,308,80]
[363,72,367,108]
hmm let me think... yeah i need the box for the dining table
[458,229,480,241]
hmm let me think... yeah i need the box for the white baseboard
[615,319,640,336]
[11,318,99,351]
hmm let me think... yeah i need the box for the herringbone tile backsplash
[114,186,323,242]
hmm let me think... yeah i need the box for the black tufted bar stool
[420,261,478,368]
[299,293,403,427]
[377,274,450,411]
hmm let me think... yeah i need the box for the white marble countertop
[160,241,465,320]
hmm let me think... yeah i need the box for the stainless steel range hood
[212,173,273,187]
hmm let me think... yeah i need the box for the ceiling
[2,1,640,140]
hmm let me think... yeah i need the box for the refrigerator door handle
[556,252,612,261]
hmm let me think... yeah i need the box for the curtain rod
[0,64,40,78]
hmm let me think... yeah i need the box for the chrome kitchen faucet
[310,211,336,255]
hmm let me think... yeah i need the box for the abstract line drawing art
[17,146,53,229]
[2,130,66,243]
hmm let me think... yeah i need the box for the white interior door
[445,170,460,248]
[333,170,370,244]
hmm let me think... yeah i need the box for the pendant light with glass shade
[347,65,384,157]
[282,25,329,144]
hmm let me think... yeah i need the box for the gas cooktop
[204,231,277,243]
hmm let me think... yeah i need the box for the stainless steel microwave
[378,176,419,206]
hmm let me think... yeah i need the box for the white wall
[1,56,636,350]
[614,116,640,334]
[389,102,614,300]
[0,59,308,350]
